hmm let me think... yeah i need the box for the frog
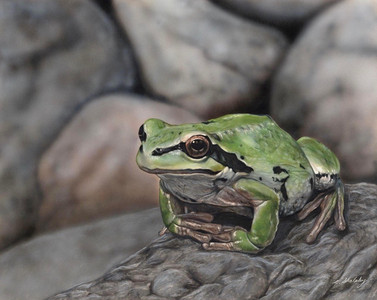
[136,114,346,253]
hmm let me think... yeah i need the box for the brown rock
[37,94,199,231]
[271,0,377,182]
[114,0,287,118]
[0,0,136,249]
[212,0,342,27]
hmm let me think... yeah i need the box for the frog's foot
[159,226,168,236]
[159,212,215,237]
[203,180,281,253]
[177,212,214,222]
[159,180,280,253]
[297,181,346,243]
[202,226,261,252]
[159,185,224,243]
[202,241,237,252]
[168,212,225,244]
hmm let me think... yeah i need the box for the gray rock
[151,269,196,298]
[37,93,199,232]
[0,0,136,249]
[212,0,342,27]
[0,208,162,300]
[271,0,377,182]
[48,184,377,299]
[114,0,287,118]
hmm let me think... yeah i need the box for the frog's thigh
[297,137,340,173]
[233,179,280,251]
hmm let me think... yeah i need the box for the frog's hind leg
[297,137,346,243]
[203,179,280,253]
[297,181,345,243]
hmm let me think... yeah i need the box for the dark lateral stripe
[152,144,181,156]
[151,141,253,174]
[210,144,253,173]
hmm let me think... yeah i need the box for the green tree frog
[136,114,346,253]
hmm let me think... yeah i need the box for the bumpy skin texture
[137,114,346,253]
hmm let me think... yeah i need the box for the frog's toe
[186,230,212,244]
[211,231,233,243]
[159,226,168,236]
[210,226,244,243]
[306,192,338,244]
[334,188,346,231]
[334,208,346,231]
[299,180,346,244]
[179,219,222,234]
[297,193,324,221]
[204,228,263,253]
[177,212,214,223]
[202,241,237,252]
[170,223,212,243]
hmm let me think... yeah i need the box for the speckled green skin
[137,114,345,253]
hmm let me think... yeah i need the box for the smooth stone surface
[48,184,377,299]
[0,208,162,300]
[37,94,199,232]
[271,0,377,182]
[212,0,342,27]
[114,0,287,118]
[0,0,135,249]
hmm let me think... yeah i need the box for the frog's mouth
[139,166,221,176]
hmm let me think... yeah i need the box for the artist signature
[333,276,368,289]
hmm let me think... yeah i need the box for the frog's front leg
[203,179,280,253]
[159,183,223,243]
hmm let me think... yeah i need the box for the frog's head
[136,118,226,176]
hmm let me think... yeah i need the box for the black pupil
[191,139,206,151]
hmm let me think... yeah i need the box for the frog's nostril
[139,145,143,153]
[138,125,147,142]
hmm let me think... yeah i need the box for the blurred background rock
[0,0,375,299]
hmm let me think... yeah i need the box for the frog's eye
[184,135,211,159]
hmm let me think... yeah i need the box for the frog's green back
[195,114,311,173]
